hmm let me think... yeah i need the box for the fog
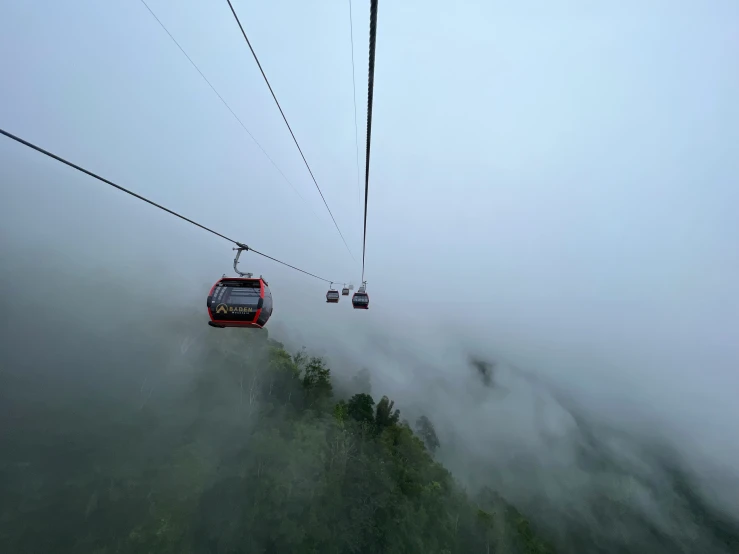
[2,0,739,552]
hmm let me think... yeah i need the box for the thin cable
[249,247,331,282]
[138,0,320,221]
[348,0,361,212]
[224,0,357,264]
[361,0,379,283]
[0,128,340,284]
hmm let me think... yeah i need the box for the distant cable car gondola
[207,246,273,329]
[352,281,369,310]
[342,283,350,296]
[326,282,340,303]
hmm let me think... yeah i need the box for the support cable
[138,0,318,218]
[361,0,379,283]
[225,0,357,264]
[0,128,341,284]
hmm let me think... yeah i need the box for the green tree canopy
[0,331,557,554]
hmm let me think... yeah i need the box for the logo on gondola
[215,304,228,314]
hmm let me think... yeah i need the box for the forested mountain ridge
[0,328,555,554]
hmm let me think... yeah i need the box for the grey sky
[2,0,738,491]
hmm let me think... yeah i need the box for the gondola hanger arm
[233,244,253,278]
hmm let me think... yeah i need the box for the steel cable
[0,127,342,284]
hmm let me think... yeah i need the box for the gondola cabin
[207,277,273,329]
[326,289,340,303]
[351,290,369,309]
[342,286,350,296]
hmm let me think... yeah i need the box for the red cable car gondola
[352,281,369,310]
[341,283,350,295]
[207,246,273,329]
[326,282,340,303]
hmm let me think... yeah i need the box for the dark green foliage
[375,396,401,430]
[300,356,333,409]
[347,392,376,425]
[0,331,555,554]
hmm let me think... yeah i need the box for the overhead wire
[348,0,361,213]
[137,0,321,222]
[0,127,342,284]
[224,0,357,264]
[361,0,379,283]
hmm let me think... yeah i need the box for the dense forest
[0,326,556,554]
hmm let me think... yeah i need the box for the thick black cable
[138,0,319,219]
[348,0,361,211]
[224,0,357,264]
[361,0,378,283]
[0,127,340,284]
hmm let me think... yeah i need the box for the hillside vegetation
[0,329,554,554]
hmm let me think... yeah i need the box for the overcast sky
[2,0,738,472]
